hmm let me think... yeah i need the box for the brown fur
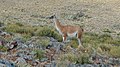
[53,17,83,46]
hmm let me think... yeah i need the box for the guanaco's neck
[53,17,62,29]
[53,17,63,34]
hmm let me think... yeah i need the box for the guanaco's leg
[77,32,83,48]
[62,33,67,42]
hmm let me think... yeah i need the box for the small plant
[15,22,24,27]
[99,34,113,43]
[109,46,120,58]
[62,52,77,63]
[0,22,4,27]
[60,52,91,64]
[35,26,62,42]
[67,38,78,48]
[117,33,120,36]
[99,44,111,52]
[34,49,45,60]
[37,37,50,48]
[0,45,8,52]
[76,53,90,64]
[102,28,113,33]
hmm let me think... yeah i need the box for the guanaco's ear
[46,15,54,19]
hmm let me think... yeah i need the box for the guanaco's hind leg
[77,32,83,48]
[78,38,82,46]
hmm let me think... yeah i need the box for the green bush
[99,44,111,51]
[3,23,34,35]
[35,26,62,42]
[33,49,45,60]
[0,45,8,52]
[67,38,78,48]
[82,32,100,46]
[76,53,90,64]
[60,52,90,64]
[4,23,20,33]
[37,37,50,48]
[99,34,113,43]
[102,28,113,33]
[61,52,77,63]
[109,46,120,58]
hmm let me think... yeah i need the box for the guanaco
[48,15,84,48]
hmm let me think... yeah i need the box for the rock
[0,22,4,27]
[40,58,48,62]
[15,57,26,64]
[0,59,15,67]
[7,41,18,51]
[48,42,65,53]
[0,31,12,38]
[50,37,58,42]
[85,64,94,67]
[0,37,6,46]
[0,63,6,67]
[45,48,56,61]
[68,63,76,67]
[16,51,34,61]
[44,63,51,67]
[50,61,56,67]
[15,57,29,67]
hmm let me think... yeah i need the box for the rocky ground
[0,27,120,67]
[0,0,120,67]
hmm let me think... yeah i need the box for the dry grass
[0,0,120,34]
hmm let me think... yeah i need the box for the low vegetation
[0,45,8,52]
[60,52,90,64]
[2,22,62,42]
[109,46,120,58]
[1,22,120,64]
[33,49,45,60]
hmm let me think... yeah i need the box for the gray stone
[51,61,56,67]
[0,59,15,67]
[68,63,76,67]
[85,64,94,67]
[44,63,51,67]
[40,58,48,62]
[50,37,58,42]
[0,63,6,67]
[49,42,65,53]
[15,57,26,64]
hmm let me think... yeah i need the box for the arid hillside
[0,0,120,67]
[0,0,120,34]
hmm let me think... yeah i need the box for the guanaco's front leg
[62,34,67,42]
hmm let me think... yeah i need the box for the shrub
[76,53,90,64]
[67,38,78,48]
[99,34,113,43]
[60,52,90,64]
[4,23,20,33]
[35,26,62,42]
[109,46,120,58]
[82,32,100,46]
[102,28,113,33]
[99,44,111,52]
[61,52,77,63]
[37,37,50,48]
[0,45,8,52]
[3,23,34,35]
[33,49,45,60]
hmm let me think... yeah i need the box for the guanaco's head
[47,15,56,19]
[46,15,58,24]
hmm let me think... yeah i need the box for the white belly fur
[55,25,77,37]
[67,31,77,37]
